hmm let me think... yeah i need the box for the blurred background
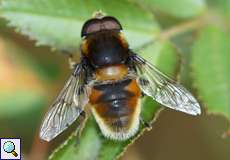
[0,0,230,160]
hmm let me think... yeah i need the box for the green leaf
[0,0,159,50]
[208,0,230,16]
[49,40,181,160]
[137,0,206,18]
[191,26,230,120]
[49,119,101,160]
[138,41,180,76]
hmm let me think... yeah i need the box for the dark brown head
[81,16,129,68]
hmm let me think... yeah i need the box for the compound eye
[81,19,100,37]
[101,16,122,30]
[81,16,122,37]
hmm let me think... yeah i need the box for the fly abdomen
[102,99,131,118]
[90,79,134,117]
[89,78,141,140]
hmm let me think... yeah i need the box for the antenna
[92,10,106,19]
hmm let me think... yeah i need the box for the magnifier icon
[3,141,18,157]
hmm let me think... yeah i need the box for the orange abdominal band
[96,64,128,81]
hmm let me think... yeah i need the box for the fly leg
[60,50,77,69]
[141,92,146,97]
[140,117,152,131]
[68,54,77,70]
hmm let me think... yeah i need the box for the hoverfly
[40,15,201,142]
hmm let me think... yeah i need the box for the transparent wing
[39,65,89,141]
[132,54,201,115]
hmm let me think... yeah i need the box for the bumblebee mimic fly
[40,15,201,142]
